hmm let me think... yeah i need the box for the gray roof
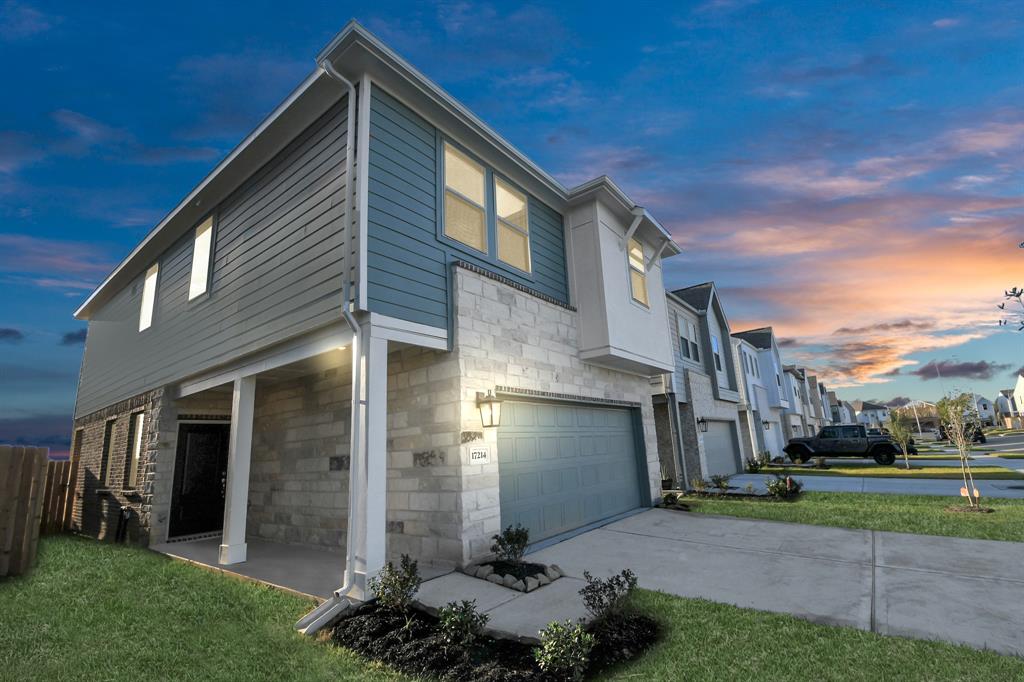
[671,282,714,311]
[731,326,775,350]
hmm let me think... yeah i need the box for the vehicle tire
[788,448,809,464]
[873,450,896,466]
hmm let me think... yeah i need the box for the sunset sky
[1,1,1021,450]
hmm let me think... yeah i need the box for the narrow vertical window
[139,263,159,331]
[711,335,723,371]
[677,316,690,359]
[688,322,700,361]
[188,217,213,300]
[100,420,116,486]
[443,143,487,252]
[628,238,648,305]
[125,412,145,489]
[495,177,531,272]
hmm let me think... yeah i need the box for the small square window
[628,238,648,306]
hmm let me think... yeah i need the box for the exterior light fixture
[762,419,771,431]
[477,390,503,428]
[696,417,709,433]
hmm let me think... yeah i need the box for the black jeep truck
[784,424,902,465]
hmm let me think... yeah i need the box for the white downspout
[295,59,363,635]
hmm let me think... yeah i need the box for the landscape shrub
[534,620,595,681]
[690,477,709,493]
[579,569,638,621]
[765,474,803,499]
[662,492,678,505]
[367,554,421,612]
[438,599,488,652]
[814,456,828,469]
[710,474,730,491]
[744,457,762,473]
[490,524,530,566]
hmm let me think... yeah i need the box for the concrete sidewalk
[729,472,1024,498]
[529,509,1024,656]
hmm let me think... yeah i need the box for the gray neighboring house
[731,326,790,459]
[652,282,747,485]
[68,21,681,603]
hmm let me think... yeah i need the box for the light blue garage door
[497,400,643,543]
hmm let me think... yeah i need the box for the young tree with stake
[937,393,980,508]
[887,411,914,470]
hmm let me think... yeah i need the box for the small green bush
[579,569,638,620]
[765,474,803,499]
[438,599,489,651]
[744,457,763,473]
[662,492,678,506]
[533,620,595,680]
[490,524,530,565]
[710,474,731,491]
[814,456,828,469]
[367,554,421,612]
[690,477,709,493]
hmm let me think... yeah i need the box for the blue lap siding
[366,86,569,332]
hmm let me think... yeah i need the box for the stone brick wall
[71,388,166,544]
[682,370,745,479]
[451,265,661,564]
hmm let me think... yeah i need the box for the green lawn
[600,590,1024,681]
[682,492,1024,542]
[0,536,404,681]
[4,536,1023,681]
[761,464,1022,479]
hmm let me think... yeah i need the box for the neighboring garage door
[703,420,740,477]
[498,400,643,543]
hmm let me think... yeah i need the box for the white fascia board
[566,176,681,256]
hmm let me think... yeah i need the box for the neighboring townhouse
[652,282,746,484]
[68,22,680,603]
[782,367,809,438]
[815,379,834,425]
[806,373,828,432]
[1014,374,1024,418]
[973,394,995,426]
[827,391,856,424]
[732,335,780,460]
[731,327,790,457]
[855,401,890,428]
[893,399,939,433]
[995,389,1021,428]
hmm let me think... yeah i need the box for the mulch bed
[332,602,658,681]
[487,560,548,582]
[944,505,995,514]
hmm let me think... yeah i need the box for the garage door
[703,420,740,477]
[498,400,643,543]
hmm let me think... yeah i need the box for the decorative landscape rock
[463,559,563,592]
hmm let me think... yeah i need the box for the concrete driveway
[529,509,1024,656]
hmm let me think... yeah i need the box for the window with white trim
[443,143,487,253]
[138,263,159,332]
[678,318,700,362]
[627,238,648,306]
[711,335,723,371]
[125,412,144,489]
[188,217,213,300]
[495,177,531,272]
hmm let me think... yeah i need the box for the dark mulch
[331,603,658,681]
[486,560,547,581]
[945,505,995,514]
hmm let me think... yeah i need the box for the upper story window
[443,143,487,253]
[711,335,723,371]
[495,177,530,272]
[627,238,648,306]
[188,217,214,300]
[678,318,700,362]
[138,263,159,332]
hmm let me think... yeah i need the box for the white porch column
[346,330,388,600]
[219,375,255,565]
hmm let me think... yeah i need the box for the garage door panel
[499,401,643,543]
[704,420,740,477]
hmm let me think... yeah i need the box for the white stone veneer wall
[451,266,661,564]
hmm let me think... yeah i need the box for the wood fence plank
[7,447,32,575]
[0,446,22,577]
[23,448,49,571]
[51,461,71,535]
[40,461,56,534]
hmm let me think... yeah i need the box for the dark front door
[169,422,230,538]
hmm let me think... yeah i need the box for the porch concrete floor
[152,538,449,600]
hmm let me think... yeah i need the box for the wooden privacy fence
[1,446,78,578]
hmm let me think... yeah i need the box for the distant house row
[650,282,847,484]
[994,375,1024,429]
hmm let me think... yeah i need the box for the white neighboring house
[827,391,856,424]
[855,401,890,428]
[995,389,1021,428]
[973,394,995,426]
[731,327,791,458]
[782,366,809,438]
[732,336,780,459]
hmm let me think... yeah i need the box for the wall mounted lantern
[477,390,503,428]
[762,419,771,431]
[696,417,709,433]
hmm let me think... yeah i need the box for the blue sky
[1,1,1021,450]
